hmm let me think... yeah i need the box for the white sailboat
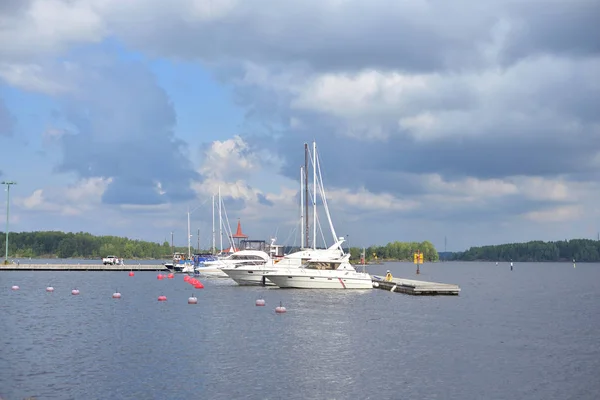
[266,141,372,289]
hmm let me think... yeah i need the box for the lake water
[1,261,599,400]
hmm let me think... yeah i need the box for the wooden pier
[372,275,460,295]
[0,263,169,272]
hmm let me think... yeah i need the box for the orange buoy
[11,285,19,291]
[255,299,266,306]
[157,295,167,301]
[71,289,80,295]
[188,295,198,304]
[167,273,174,279]
[128,271,135,276]
[275,301,286,314]
[46,286,54,292]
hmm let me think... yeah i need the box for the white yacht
[196,250,271,278]
[221,239,346,286]
[264,255,372,289]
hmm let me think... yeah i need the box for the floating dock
[0,263,169,271]
[372,275,460,295]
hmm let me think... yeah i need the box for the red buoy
[46,286,54,292]
[183,275,191,282]
[275,301,286,314]
[194,282,204,289]
[71,289,80,295]
[157,274,164,280]
[158,295,167,301]
[167,273,174,279]
[128,271,135,277]
[255,299,266,306]
[11,285,19,291]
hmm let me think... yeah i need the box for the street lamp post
[2,181,16,265]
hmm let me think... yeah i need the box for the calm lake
[1,261,599,400]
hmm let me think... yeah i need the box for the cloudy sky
[1,0,599,251]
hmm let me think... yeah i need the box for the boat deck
[0,263,169,271]
[372,275,460,295]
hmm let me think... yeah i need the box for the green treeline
[1,231,440,261]
[450,239,600,262]
[0,231,187,259]
[348,241,439,262]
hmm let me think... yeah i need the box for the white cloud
[0,63,71,95]
[15,177,112,216]
[524,205,582,223]
[327,187,419,212]
[199,136,261,180]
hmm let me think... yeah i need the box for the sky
[0,0,599,252]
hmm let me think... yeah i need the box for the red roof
[231,219,248,238]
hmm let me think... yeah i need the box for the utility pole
[197,228,200,253]
[2,181,16,265]
[444,235,447,262]
[170,231,174,255]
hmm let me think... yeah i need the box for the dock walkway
[0,264,169,271]
[372,275,460,295]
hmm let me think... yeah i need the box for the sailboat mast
[300,165,304,249]
[218,187,223,253]
[312,141,317,250]
[187,207,191,259]
[304,143,309,248]
[212,195,216,254]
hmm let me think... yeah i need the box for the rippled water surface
[1,262,599,400]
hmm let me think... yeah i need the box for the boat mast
[212,195,216,255]
[187,206,191,259]
[312,141,317,250]
[300,165,304,249]
[218,186,223,253]
[304,143,309,249]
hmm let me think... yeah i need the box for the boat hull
[265,271,372,289]
[221,268,277,286]
[195,267,228,278]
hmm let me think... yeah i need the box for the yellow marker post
[414,250,423,274]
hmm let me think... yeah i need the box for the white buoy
[372,282,379,288]
[188,296,198,304]
[112,292,122,299]
[11,285,19,291]
[275,301,286,314]
[71,289,80,295]
[255,299,266,306]
[46,286,54,292]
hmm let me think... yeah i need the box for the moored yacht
[221,239,346,286]
[263,255,372,289]
[199,249,272,278]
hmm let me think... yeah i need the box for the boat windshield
[304,261,341,270]
[230,254,266,261]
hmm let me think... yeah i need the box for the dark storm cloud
[118,1,502,74]
[0,98,16,136]
[54,55,198,205]
[502,1,600,64]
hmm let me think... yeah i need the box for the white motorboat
[264,255,372,289]
[197,249,272,278]
[221,239,346,286]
